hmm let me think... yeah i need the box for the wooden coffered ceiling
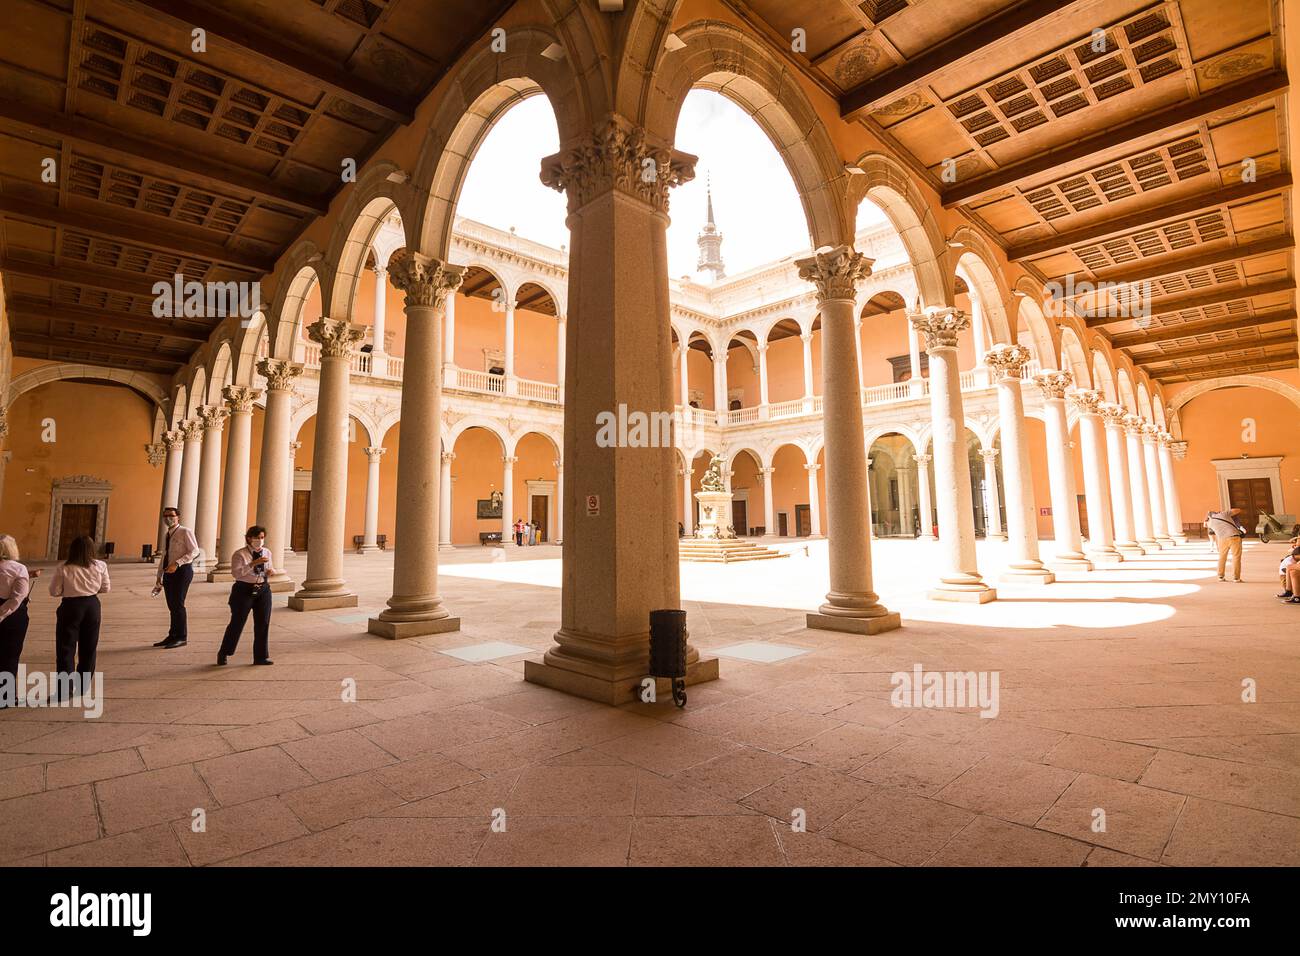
[728,0,1298,384]
[0,0,511,374]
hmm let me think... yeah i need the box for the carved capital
[222,385,262,414]
[441,451,456,466]
[908,306,969,352]
[913,453,932,466]
[288,439,302,457]
[145,442,166,466]
[364,446,387,462]
[0,408,8,440]
[308,318,366,358]
[984,342,1033,378]
[1122,414,1146,435]
[388,251,464,310]
[795,245,873,301]
[540,116,697,215]
[1033,370,1073,400]
[162,429,184,450]
[198,404,228,431]
[179,419,204,442]
[1169,439,1188,459]
[980,448,999,461]
[502,455,519,466]
[1068,388,1104,416]
[1099,403,1129,426]
[257,358,303,392]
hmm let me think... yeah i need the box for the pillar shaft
[443,291,457,386]
[980,450,1004,539]
[1125,418,1159,548]
[1143,430,1173,544]
[913,308,994,601]
[360,446,385,552]
[501,456,517,542]
[372,265,387,358]
[556,317,566,402]
[439,452,455,551]
[211,387,260,579]
[177,420,202,532]
[800,332,814,401]
[760,466,775,537]
[290,318,364,610]
[1070,393,1121,563]
[370,253,462,637]
[986,346,1052,582]
[254,359,301,590]
[757,344,770,408]
[158,431,185,553]
[1159,438,1186,543]
[806,463,822,537]
[914,454,934,539]
[713,347,727,425]
[1102,406,1143,554]
[504,301,516,394]
[194,406,226,570]
[681,468,694,535]
[1036,372,1091,569]
[797,248,898,633]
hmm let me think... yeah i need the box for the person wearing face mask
[217,526,279,666]
[152,507,199,648]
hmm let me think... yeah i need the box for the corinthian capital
[795,246,873,301]
[179,419,204,442]
[984,342,1033,378]
[1068,388,1104,415]
[388,251,465,309]
[145,442,166,466]
[308,318,366,358]
[198,404,228,431]
[162,429,184,450]
[1033,370,1072,400]
[0,408,8,439]
[257,358,304,392]
[222,385,262,414]
[540,116,697,215]
[1099,403,1129,426]
[908,306,969,352]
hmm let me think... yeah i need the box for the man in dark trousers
[151,507,199,648]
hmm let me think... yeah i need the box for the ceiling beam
[6,297,211,343]
[0,257,171,298]
[0,196,274,273]
[11,332,187,366]
[1009,174,1292,262]
[114,0,416,124]
[1089,235,1296,286]
[1086,277,1296,327]
[1131,331,1297,365]
[1109,308,1297,347]
[840,0,1080,119]
[941,72,1289,207]
[0,98,327,215]
[1149,352,1298,380]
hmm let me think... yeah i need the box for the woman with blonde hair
[0,534,33,707]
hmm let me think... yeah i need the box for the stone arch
[267,244,329,359]
[725,445,767,472]
[1014,285,1058,368]
[646,20,852,249]
[950,227,1013,346]
[865,422,923,453]
[170,384,187,428]
[1165,374,1300,438]
[187,365,208,416]
[1058,326,1091,388]
[410,27,586,262]
[1137,380,1154,422]
[1091,348,1118,403]
[4,363,168,415]
[507,428,562,459]
[325,162,417,321]
[1116,367,1138,414]
[849,153,948,308]
[447,418,508,454]
[234,312,269,386]
[207,339,235,404]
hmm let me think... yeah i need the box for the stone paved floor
[1,538,1297,867]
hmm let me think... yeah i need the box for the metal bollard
[648,609,688,707]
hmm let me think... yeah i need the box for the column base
[1170,534,1188,546]
[1000,569,1055,585]
[367,615,460,640]
[1050,557,1095,571]
[206,569,234,583]
[1116,542,1146,556]
[1138,538,1162,550]
[928,587,997,603]
[987,532,1008,541]
[357,544,381,554]
[287,591,358,611]
[438,544,456,553]
[268,573,295,593]
[1155,536,1177,547]
[1087,549,1124,564]
[806,610,901,634]
[523,655,719,705]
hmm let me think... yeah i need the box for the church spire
[696,174,725,281]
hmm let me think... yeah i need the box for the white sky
[456,90,873,280]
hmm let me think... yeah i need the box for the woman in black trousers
[48,535,111,694]
[218,526,279,666]
[0,534,34,708]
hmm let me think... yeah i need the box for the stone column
[678,345,690,407]
[760,466,776,538]
[360,446,385,553]
[439,451,455,552]
[712,346,727,426]
[797,246,899,633]
[1069,389,1122,564]
[1035,371,1092,570]
[528,117,714,702]
[911,307,995,601]
[501,455,517,543]
[553,458,564,545]
[194,405,227,571]
[980,449,1005,540]
[1158,434,1187,544]
[1101,404,1143,555]
[284,440,301,555]
[1124,414,1159,549]
[985,344,1053,583]
[907,322,924,397]
[853,317,866,394]
[1143,425,1174,546]
[805,462,822,537]
[369,252,463,638]
[681,467,694,535]
[157,430,185,553]
[443,290,457,387]
[914,453,934,539]
[504,301,517,395]
[289,318,365,611]
[371,264,388,364]
[209,386,261,581]
[177,418,203,532]
[254,359,302,591]
[757,342,770,417]
[556,315,566,402]
[800,331,815,404]
[897,467,914,537]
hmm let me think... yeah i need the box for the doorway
[778,512,788,537]
[1228,477,1274,537]
[1076,494,1089,540]
[530,495,548,542]
[732,499,748,537]
[795,504,811,537]
[291,490,311,551]
[57,504,98,559]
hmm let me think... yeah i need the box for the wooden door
[732,499,748,536]
[58,504,97,559]
[1076,494,1089,540]
[778,512,788,537]
[291,490,311,551]
[1227,478,1274,537]
[530,495,548,542]
[795,504,811,537]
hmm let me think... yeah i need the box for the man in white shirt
[1207,507,1246,582]
[152,507,199,648]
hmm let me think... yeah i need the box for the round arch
[4,364,169,421]
[850,153,948,308]
[267,246,328,359]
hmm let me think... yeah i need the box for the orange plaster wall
[450,292,560,383]
[1,381,161,560]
